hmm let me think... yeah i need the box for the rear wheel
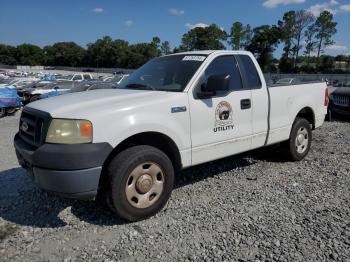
[0,108,6,118]
[106,145,174,221]
[284,117,312,161]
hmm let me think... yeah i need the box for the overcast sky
[0,0,349,57]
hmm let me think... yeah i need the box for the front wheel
[106,145,174,221]
[284,117,312,161]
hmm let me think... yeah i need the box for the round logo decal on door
[214,101,234,132]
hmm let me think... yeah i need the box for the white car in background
[276,78,301,85]
[56,73,93,82]
[0,78,39,88]
[103,74,129,84]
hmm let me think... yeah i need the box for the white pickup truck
[14,51,328,221]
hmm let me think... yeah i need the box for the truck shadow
[0,147,284,229]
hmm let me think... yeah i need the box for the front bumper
[14,133,113,200]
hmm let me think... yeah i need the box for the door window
[235,55,261,89]
[204,55,243,92]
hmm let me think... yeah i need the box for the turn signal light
[80,122,93,137]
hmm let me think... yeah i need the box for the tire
[106,145,174,221]
[0,107,6,118]
[284,117,312,161]
[6,108,16,115]
[30,95,40,102]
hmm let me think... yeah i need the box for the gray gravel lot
[0,113,349,261]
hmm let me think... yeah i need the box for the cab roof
[165,50,253,56]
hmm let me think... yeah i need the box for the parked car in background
[0,87,21,118]
[103,74,129,83]
[39,74,128,100]
[328,82,350,118]
[40,81,119,100]
[0,78,38,88]
[56,73,93,82]
[18,81,76,104]
[275,78,301,85]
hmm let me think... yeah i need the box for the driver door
[189,55,253,165]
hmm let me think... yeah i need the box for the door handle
[240,99,251,110]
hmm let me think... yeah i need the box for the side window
[73,75,82,81]
[235,55,262,89]
[83,74,92,80]
[204,55,243,91]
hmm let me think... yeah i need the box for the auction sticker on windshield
[182,56,206,62]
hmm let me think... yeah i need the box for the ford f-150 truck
[14,51,328,221]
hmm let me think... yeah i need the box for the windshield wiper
[125,83,156,90]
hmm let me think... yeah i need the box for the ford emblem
[21,121,29,132]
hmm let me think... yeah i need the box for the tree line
[0,10,346,73]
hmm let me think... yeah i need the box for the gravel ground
[0,112,349,261]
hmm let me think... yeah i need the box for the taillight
[324,88,329,107]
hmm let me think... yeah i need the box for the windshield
[120,54,207,92]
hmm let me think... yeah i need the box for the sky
[0,0,350,58]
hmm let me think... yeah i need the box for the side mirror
[197,74,230,99]
[54,86,59,90]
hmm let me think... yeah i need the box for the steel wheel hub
[136,174,153,194]
[125,162,165,209]
[295,127,308,154]
[297,134,305,145]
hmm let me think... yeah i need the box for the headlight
[46,119,93,144]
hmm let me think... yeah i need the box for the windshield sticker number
[182,56,206,62]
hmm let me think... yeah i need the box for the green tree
[314,11,337,57]
[86,36,130,67]
[229,22,252,50]
[246,25,281,72]
[44,42,86,67]
[151,37,161,56]
[180,24,227,51]
[293,10,314,66]
[127,42,160,68]
[15,44,45,66]
[317,55,335,72]
[304,24,318,64]
[279,57,294,73]
[0,44,17,65]
[160,41,171,55]
[278,11,296,59]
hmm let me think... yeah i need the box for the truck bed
[266,81,327,145]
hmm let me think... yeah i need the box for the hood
[27,89,172,118]
[331,87,350,96]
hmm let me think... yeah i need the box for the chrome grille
[19,110,45,147]
[333,95,350,107]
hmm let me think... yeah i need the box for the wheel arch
[294,106,315,130]
[98,131,182,193]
